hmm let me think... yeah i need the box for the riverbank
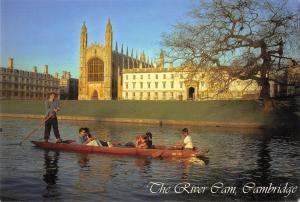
[0,100,277,128]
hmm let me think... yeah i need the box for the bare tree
[162,0,300,111]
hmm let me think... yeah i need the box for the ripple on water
[0,117,299,201]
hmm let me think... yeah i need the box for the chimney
[7,58,14,69]
[32,66,37,73]
[44,65,48,74]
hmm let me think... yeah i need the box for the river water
[0,117,299,201]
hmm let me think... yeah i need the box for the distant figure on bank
[44,92,62,143]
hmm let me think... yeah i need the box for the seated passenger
[78,127,100,146]
[136,132,153,149]
[172,128,193,150]
[78,128,91,144]
[135,134,148,149]
[145,132,153,148]
[181,128,193,149]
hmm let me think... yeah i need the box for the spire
[136,50,138,60]
[105,18,112,49]
[106,18,112,31]
[81,21,87,32]
[131,48,134,58]
[126,46,129,57]
[140,50,145,63]
[121,44,124,54]
[115,42,118,52]
[80,21,88,49]
[160,50,164,67]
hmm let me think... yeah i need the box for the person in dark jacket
[44,92,62,143]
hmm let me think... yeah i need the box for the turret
[105,18,113,99]
[7,58,13,69]
[115,42,118,52]
[44,65,48,74]
[32,66,37,73]
[79,21,88,100]
[131,48,134,68]
[140,51,145,63]
[160,50,164,67]
[80,22,87,50]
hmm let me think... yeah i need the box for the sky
[1,0,194,78]
[1,0,299,78]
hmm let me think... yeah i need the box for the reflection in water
[78,154,90,169]
[43,150,60,199]
[135,158,152,175]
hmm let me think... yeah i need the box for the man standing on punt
[44,92,62,143]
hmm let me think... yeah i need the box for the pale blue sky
[1,0,299,78]
[1,0,194,78]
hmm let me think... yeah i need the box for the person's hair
[182,128,189,134]
[146,132,152,138]
[84,127,92,138]
[79,128,86,133]
[47,92,58,99]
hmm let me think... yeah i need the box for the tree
[162,0,300,111]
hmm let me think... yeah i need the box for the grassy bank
[0,100,276,126]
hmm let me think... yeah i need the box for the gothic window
[87,58,104,82]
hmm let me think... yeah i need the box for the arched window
[87,58,104,82]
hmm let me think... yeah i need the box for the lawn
[0,100,274,124]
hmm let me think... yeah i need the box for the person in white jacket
[181,128,193,149]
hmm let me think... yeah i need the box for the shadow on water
[43,150,60,199]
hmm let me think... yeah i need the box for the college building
[78,19,261,101]
[0,58,60,100]
[59,71,78,100]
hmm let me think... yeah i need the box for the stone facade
[122,67,260,101]
[59,71,78,100]
[78,19,152,100]
[0,58,60,100]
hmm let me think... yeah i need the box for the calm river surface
[0,117,299,201]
